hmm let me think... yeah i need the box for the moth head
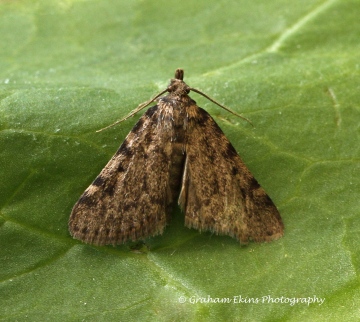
[167,78,191,96]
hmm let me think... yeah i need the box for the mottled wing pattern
[179,107,284,243]
[69,105,174,245]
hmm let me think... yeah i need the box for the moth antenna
[96,88,168,132]
[189,87,253,126]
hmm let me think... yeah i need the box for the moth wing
[69,106,173,245]
[179,109,284,243]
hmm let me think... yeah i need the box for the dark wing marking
[69,105,175,245]
[179,107,284,243]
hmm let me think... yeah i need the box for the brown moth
[69,69,284,245]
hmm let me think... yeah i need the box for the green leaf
[1,0,359,321]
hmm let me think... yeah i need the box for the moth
[69,69,284,245]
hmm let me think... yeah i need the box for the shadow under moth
[69,69,284,245]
